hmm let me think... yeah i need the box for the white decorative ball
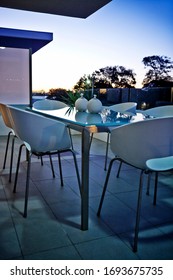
[87,95,102,113]
[75,93,88,112]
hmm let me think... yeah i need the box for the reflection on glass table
[32,106,149,127]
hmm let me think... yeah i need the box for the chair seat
[146,156,173,171]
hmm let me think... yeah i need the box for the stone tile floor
[0,134,173,260]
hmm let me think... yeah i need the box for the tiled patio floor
[0,134,173,260]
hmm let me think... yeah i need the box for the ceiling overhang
[0,27,53,54]
[0,0,112,18]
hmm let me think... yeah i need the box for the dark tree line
[94,66,136,88]
[45,55,173,101]
[73,67,136,90]
[73,55,173,90]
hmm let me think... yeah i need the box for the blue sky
[1,0,173,91]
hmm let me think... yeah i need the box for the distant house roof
[0,27,53,53]
[0,0,112,18]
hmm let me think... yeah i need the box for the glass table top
[31,106,148,128]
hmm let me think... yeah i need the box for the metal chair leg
[3,131,12,169]
[40,156,43,165]
[153,172,158,205]
[146,172,151,195]
[58,153,63,186]
[24,152,32,218]
[116,160,123,178]
[13,143,25,193]
[49,155,55,178]
[133,170,144,252]
[97,158,116,216]
[104,133,110,171]
[9,135,16,182]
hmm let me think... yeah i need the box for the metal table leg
[81,127,90,230]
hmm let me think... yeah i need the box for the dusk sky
[1,0,173,91]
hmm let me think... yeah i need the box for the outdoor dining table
[27,105,146,231]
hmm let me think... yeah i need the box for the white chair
[97,117,173,252]
[108,102,137,114]
[33,99,68,110]
[141,105,173,195]
[33,99,73,149]
[0,103,55,182]
[8,106,81,218]
[91,102,137,170]
[0,103,16,182]
[141,105,173,117]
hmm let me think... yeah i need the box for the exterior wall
[98,87,172,109]
[0,48,30,105]
[0,48,31,135]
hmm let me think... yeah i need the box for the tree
[32,89,46,96]
[47,88,68,101]
[73,66,136,90]
[94,66,136,88]
[73,74,93,91]
[142,55,173,87]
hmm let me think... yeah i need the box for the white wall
[0,47,31,135]
[0,47,30,104]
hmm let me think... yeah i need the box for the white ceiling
[0,0,112,18]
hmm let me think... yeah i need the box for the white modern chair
[0,103,55,182]
[90,102,137,170]
[0,103,16,182]
[8,106,81,218]
[33,99,68,110]
[97,117,173,252]
[140,105,173,117]
[108,102,137,114]
[141,105,173,195]
[33,99,73,149]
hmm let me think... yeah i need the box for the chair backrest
[110,117,173,170]
[109,102,137,114]
[143,105,173,117]
[33,99,68,110]
[7,106,71,153]
[0,103,13,129]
